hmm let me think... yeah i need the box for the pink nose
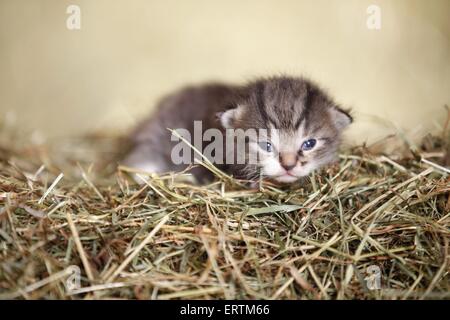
[281,163,296,171]
[279,153,297,171]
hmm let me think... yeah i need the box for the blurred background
[0,0,449,146]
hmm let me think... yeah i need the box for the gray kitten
[123,76,352,183]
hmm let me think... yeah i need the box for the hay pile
[0,126,449,300]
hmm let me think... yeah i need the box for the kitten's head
[219,76,352,183]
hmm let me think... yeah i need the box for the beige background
[0,0,449,145]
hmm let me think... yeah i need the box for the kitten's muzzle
[279,153,298,171]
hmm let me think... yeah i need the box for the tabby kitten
[123,76,352,183]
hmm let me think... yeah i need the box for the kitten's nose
[279,153,297,171]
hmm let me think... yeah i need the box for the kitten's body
[123,76,352,183]
[124,83,241,182]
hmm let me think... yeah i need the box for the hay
[0,125,449,300]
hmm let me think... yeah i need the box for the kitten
[122,76,352,183]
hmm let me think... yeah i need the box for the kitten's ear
[218,105,245,129]
[329,106,353,130]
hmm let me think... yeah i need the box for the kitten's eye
[301,139,317,151]
[258,141,273,152]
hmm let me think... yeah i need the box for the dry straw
[0,118,449,300]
